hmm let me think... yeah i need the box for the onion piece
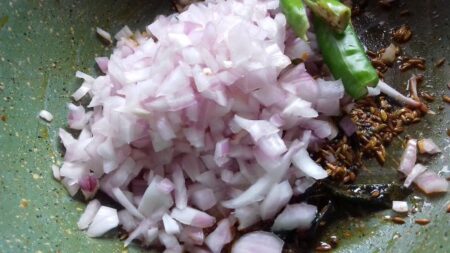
[271,203,317,231]
[413,171,448,195]
[162,213,181,235]
[232,115,279,142]
[39,110,53,122]
[292,148,328,179]
[191,187,217,211]
[171,207,216,228]
[232,231,284,253]
[112,187,144,219]
[205,219,233,253]
[86,206,119,237]
[159,232,183,252]
[392,201,408,213]
[399,139,417,175]
[51,164,61,180]
[180,226,204,246]
[417,138,441,154]
[172,167,188,209]
[77,199,101,230]
[96,27,112,44]
[138,177,174,218]
[404,163,427,187]
[235,204,261,230]
[260,180,293,220]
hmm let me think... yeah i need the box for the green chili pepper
[304,0,351,33]
[280,0,310,41]
[314,16,379,99]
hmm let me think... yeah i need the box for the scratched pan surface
[0,0,448,252]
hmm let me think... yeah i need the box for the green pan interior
[0,1,448,252]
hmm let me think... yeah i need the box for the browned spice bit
[435,57,446,68]
[367,50,378,58]
[415,219,431,225]
[380,109,388,121]
[371,58,387,68]
[447,203,450,213]
[393,25,412,43]
[399,9,410,16]
[415,63,426,70]
[371,190,380,198]
[400,62,412,72]
[408,58,425,65]
[447,128,450,137]
[316,242,332,251]
[392,216,405,224]
[0,114,7,122]
[442,95,450,104]
[448,83,450,90]
[19,198,29,208]
[343,231,352,238]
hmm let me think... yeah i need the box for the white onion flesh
[399,139,417,175]
[86,206,119,237]
[404,163,427,187]
[232,231,284,253]
[392,201,408,213]
[77,199,101,230]
[56,0,360,250]
[413,171,448,194]
[39,110,53,122]
[417,138,441,154]
[271,203,317,231]
[96,27,112,43]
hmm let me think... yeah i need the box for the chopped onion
[392,201,408,213]
[417,138,441,154]
[399,139,417,175]
[51,164,61,180]
[205,219,232,253]
[260,180,293,220]
[39,110,53,122]
[180,226,204,246]
[413,171,448,195]
[271,203,317,231]
[235,204,261,230]
[86,206,119,237]
[171,207,216,228]
[292,148,328,179]
[404,163,427,187]
[162,213,181,235]
[96,27,112,44]
[232,231,284,253]
[56,0,353,249]
[77,199,101,230]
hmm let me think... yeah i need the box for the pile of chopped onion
[57,0,350,251]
